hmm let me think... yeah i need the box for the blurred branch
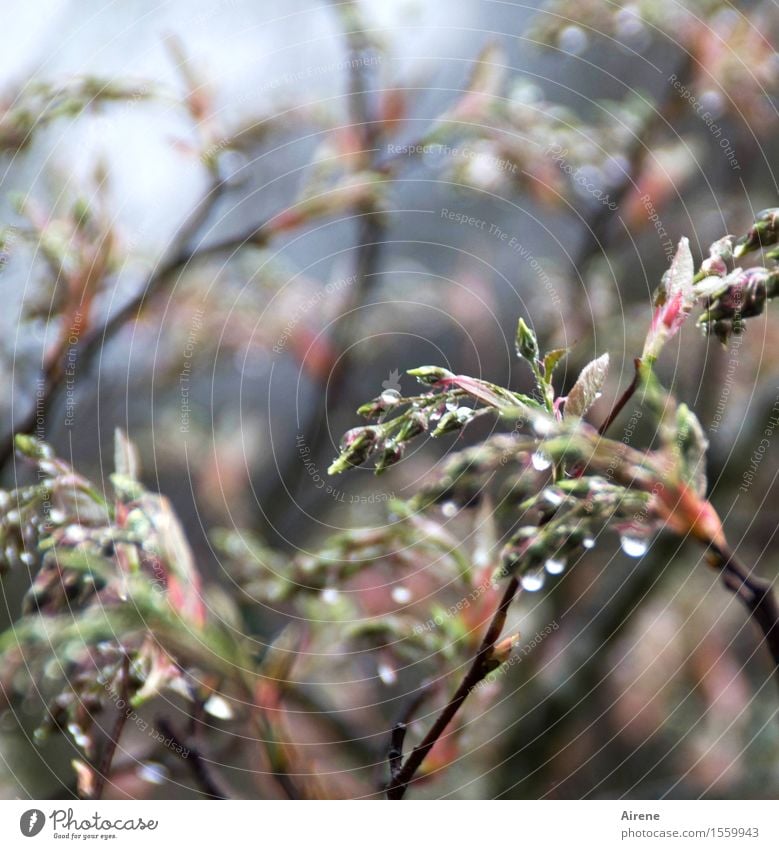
[90,653,130,800]
[156,717,227,799]
[262,1,384,537]
[712,545,779,684]
[598,358,642,436]
[386,576,519,800]
[0,175,226,474]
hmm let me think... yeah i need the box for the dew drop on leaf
[542,488,564,506]
[321,587,340,604]
[204,693,234,720]
[531,450,552,471]
[137,761,169,785]
[378,661,397,686]
[391,585,412,604]
[441,501,458,518]
[620,535,648,557]
[520,569,546,592]
[544,558,566,575]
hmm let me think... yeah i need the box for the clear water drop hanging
[582,537,595,549]
[520,569,546,592]
[542,488,564,506]
[378,662,397,686]
[441,501,458,518]
[321,587,340,604]
[391,585,412,604]
[137,761,169,785]
[531,450,552,471]
[544,558,566,575]
[620,535,648,558]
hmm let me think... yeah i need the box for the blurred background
[1,0,779,799]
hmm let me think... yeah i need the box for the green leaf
[543,347,568,377]
[515,318,539,362]
[642,237,695,363]
[114,428,140,479]
[565,353,609,419]
[674,403,708,496]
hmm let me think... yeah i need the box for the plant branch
[261,5,384,538]
[709,544,779,684]
[0,176,229,474]
[91,653,130,800]
[598,357,642,436]
[156,717,228,799]
[386,576,519,800]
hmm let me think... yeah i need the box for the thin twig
[261,8,384,538]
[598,357,642,436]
[709,545,779,684]
[91,653,130,800]
[386,577,519,800]
[385,680,436,785]
[0,177,228,474]
[155,717,227,799]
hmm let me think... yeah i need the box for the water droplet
[378,662,397,686]
[545,558,566,576]
[445,399,459,412]
[19,552,34,567]
[558,24,588,55]
[531,450,552,471]
[620,535,648,558]
[391,586,412,604]
[204,694,234,720]
[542,488,564,506]
[64,525,87,544]
[532,417,553,437]
[473,546,491,569]
[520,569,546,592]
[137,761,169,785]
[441,501,458,518]
[67,723,90,749]
[48,509,65,524]
[321,587,340,605]
[380,389,401,406]
[582,537,595,549]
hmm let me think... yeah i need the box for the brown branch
[709,544,779,684]
[598,357,642,436]
[260,5,384,538]
[91,653,130,800]
[155,717,227,799]
[0,176,232,473]
[385,680,437,786]
[386,576,519,800]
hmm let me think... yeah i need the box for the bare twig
[385,681,436,786]
[710,545,779,684]
[0,177,227,474]
[598,357,642,436]
[386,576,519,800]
[261,5,384,538]
[155,717,227,799]
[91,653,130,800]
